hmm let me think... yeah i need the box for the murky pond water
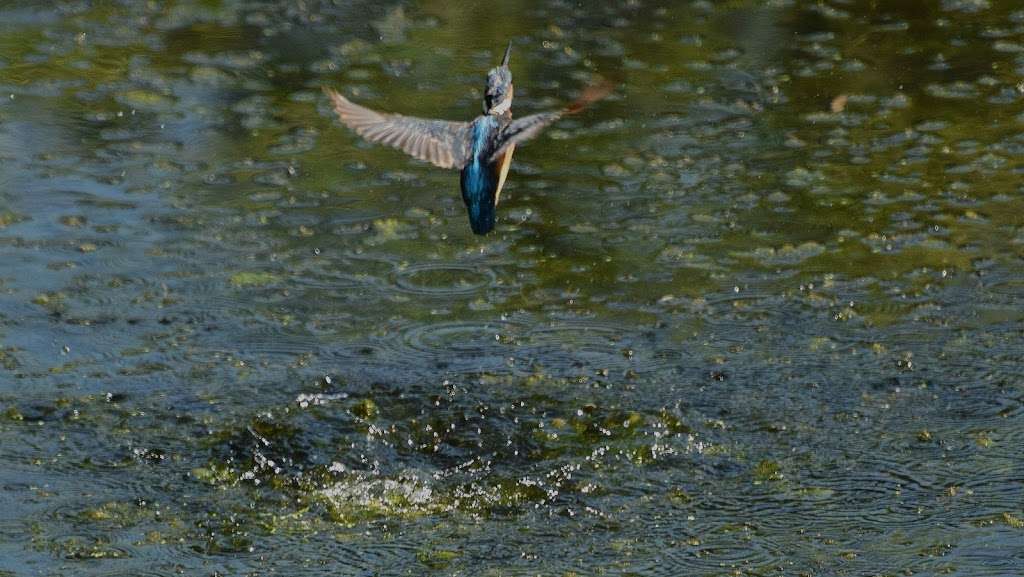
[1,1,1023,575]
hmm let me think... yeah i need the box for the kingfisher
[324,42,609,235]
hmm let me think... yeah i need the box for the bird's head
[484,41,513,115]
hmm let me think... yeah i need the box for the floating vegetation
[228,271,280,287]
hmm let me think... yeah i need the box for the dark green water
[1,1,1023,575]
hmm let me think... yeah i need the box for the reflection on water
[1,0,1023,575]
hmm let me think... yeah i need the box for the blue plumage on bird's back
[460,116,500,235]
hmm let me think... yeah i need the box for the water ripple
[393,262,496,295]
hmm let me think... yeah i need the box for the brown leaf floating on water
[830,94,848,113]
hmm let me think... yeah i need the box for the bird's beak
[501,41,512,67]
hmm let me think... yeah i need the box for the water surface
[1,1,1023,575]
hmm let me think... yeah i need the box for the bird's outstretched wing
[487,81,613,163]
[324,87,472,170]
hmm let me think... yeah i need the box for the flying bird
[324,42,610,235]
